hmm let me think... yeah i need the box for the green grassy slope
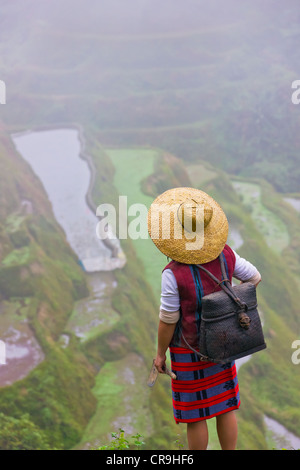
[104,147,165,298]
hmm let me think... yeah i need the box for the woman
[147,187,261,450]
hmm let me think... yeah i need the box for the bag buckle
[238,311,251,329]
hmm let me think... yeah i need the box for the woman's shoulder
[223,243,236,259]
[163,259,189,273]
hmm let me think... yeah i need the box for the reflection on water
[284,197,300,213]
[264,415,300,450]
[232,181,289,254]
[11,127,125,349]
[12,128,123,270]
[0,314,45,387]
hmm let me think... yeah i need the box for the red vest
[163,244,236,348]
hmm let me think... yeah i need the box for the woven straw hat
[148,187,228,264]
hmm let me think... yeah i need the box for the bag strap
[181,333,213,362]
[197,254,248,313]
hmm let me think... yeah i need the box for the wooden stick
[164,366,176,380]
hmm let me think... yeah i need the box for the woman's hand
[154,353,167,374]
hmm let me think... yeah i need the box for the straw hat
[147,187,228,264]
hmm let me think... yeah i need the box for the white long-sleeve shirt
[159,250,261,323]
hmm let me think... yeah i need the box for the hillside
[0,123,99,449]
[0,120,299,450]
[0,123,183,450]
[0,0,299,450]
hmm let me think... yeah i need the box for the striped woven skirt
[169,346,240,423]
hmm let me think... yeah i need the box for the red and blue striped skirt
[169,347,240,423]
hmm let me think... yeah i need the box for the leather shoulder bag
[182,254,267,363]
